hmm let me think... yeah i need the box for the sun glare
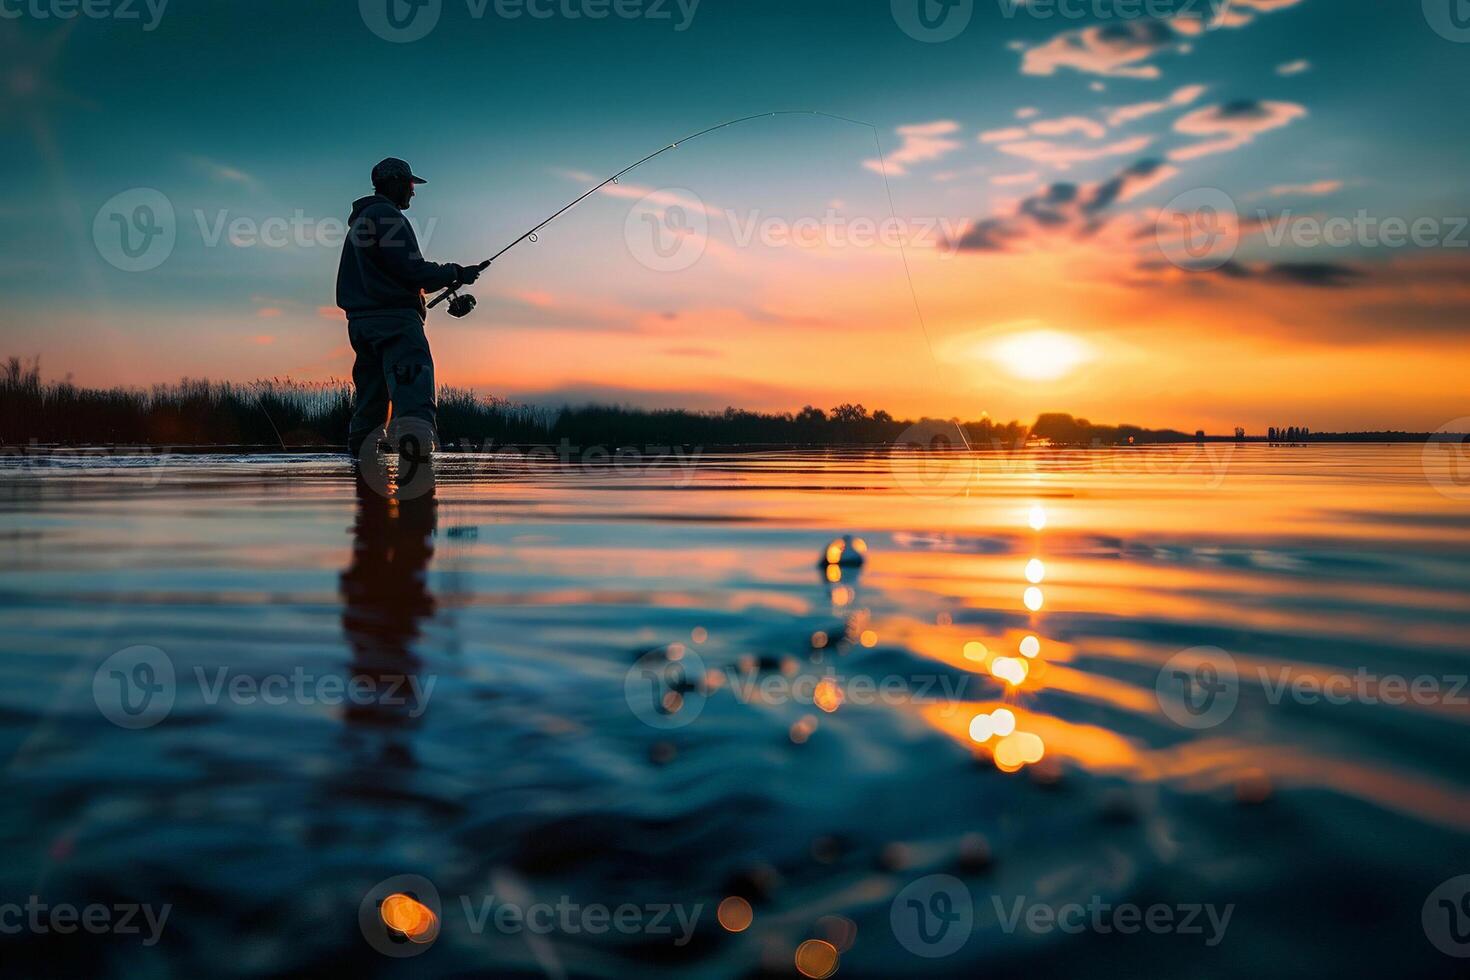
[991,330,1092,382]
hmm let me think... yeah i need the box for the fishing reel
[444,290,477,318]
[427,259,491,318]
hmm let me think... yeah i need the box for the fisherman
[336,157,485,459]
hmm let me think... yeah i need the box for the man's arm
[365,205,465,292]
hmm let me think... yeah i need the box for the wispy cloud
[997,135,1154,169]
[865,120,963,176]
[1106,84,1208,127]
[1246,179,1343,200]
[952,158,1175,252]
[1169,100,1307,160]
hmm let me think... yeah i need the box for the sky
[1,0,1468,432]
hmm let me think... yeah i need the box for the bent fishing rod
[432,110,894,311]
[428,108,970,450]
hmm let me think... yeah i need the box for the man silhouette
[336,157,483,458]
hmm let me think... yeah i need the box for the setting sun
[991,330,1093,382]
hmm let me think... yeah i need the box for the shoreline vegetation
[2,358,1453,450]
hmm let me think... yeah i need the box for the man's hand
[457,262,485,286]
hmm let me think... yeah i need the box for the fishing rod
[429,109,971,450]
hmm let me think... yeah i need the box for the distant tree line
[4,359,1449,450]
[1268,426,1311,442]
[1028,413,1194,446]
[1,358,1029,449]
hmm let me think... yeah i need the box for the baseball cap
[371,157,427,186]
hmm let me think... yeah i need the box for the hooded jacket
[336,194,462,320]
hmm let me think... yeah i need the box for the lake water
[2,445,1468,977]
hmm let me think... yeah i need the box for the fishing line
[431,109,972,451]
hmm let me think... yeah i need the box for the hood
[349,194,396,221]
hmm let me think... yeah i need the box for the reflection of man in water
[339,470,437,731]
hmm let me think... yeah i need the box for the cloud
[1020,1,1308,78]
[996,134,1154,169]
[1105,84,1208,127]
[186,155,261,189]
[1021,20,1179,79]
[1211,260,1366,288]
[1029,115,1109,139]
[317,306,345,321]
[256,307,282,318]
[865,120,962,176]
[1276,59,1311,76]
[1169,100,1307,160]
[952,158,1176,252]
[980,126,1029,143]
[1247,179,1343,200]
[553,167,722,218]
